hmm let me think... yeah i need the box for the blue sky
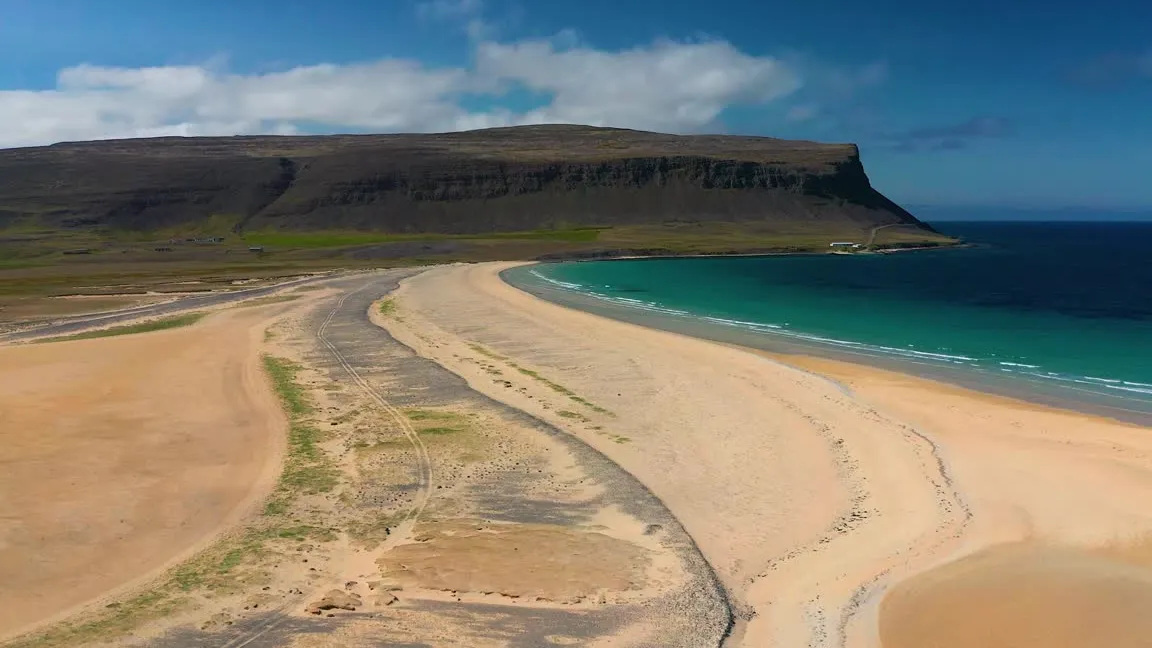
[1,0,1150,209]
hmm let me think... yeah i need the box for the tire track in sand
[220,279,433,648]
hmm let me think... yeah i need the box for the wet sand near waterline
[880,543,1152,648]
[780,354,1152,648]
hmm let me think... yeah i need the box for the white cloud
[475,37,800,132]
[0,35,803,148]
[0,61,473,148]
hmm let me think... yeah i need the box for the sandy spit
[378,261,1152,647]
[380,262,956,646]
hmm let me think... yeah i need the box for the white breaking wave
[519,267,1150,403]
[700,315,784,330]
[528,269,585,291]
[1107,384,1152,395]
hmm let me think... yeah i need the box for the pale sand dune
[0,308,285,640]
[381,262,1152,647]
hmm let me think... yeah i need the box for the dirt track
[0,307,286,640]
[147,272,728,648]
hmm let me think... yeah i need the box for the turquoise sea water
[502,222,1152,423]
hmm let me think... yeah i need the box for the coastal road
[0,272,340,343]
[866,223,900,247]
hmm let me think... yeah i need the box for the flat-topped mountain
[0,125,935,241]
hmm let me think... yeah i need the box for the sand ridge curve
[374,261,1152,647]
[0,305,289,641]
[377,262,970,646]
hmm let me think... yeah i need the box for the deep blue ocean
[503,222,1152,422]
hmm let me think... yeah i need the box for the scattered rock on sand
[305,589,362,615]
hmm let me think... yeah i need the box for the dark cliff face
[0,125,930,235]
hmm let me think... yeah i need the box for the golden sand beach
[5,262,1150,647]
[374,261,1152,647]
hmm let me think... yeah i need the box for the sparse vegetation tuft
[35,312,205,343]
[404,408,465,422]
[346,512,408,548]
[419,426,464,436]
[262,355,312,417]
[466,342,614,415]
[468,343,506,360]
[556,410,591,422]
[234,294,300,308]
[262,355,339,500]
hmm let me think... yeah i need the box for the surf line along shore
[375,261,1152,647]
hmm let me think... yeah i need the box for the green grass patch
[378,298,398,316]
[556,410,590,422]
[403,408,465,422]
[262,355,338,498]
[35,312,205,343]
[241,227,605,250]
[262,355,312,417]
[475,228,604,242]
[5,589,189,648]
[0,259,50,269]
[279,423,339,494]
[403,408,473,441]
[467,343,506,360]
[108,213,245,243]
[234,294,300,308]
[418,426,464,436]
[243,231,403,249]
[570,396,612,415]
[166,523,336,594]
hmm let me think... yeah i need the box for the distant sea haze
[504,222,1152,423]
[909,205,1152,222]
